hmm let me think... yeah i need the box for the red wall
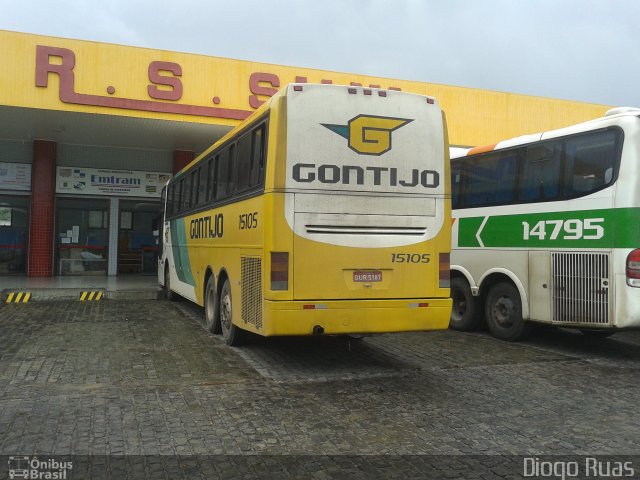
[173,150,194,174]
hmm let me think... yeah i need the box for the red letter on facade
[249,73,280,109]
[35,45,76,90]
[148,61,183,101]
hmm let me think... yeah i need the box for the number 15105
[522,218,604,241]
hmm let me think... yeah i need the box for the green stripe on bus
[170,218,196,286]
[458,207,640,248]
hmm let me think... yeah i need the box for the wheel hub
[205,288,215,321]
[221,295,232,329]
[493,296,515,328]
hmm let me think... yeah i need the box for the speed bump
[5,292,32,303]
[79,291,104,301]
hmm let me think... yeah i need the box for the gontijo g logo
[322,115,412,156]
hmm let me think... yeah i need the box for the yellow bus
[158,83,452,345]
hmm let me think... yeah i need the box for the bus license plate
[353,271,382,282]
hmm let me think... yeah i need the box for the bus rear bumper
[261,298,452,336]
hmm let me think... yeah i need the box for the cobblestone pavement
[1,299,639,478]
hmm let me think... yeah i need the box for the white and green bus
[450,107,640,340]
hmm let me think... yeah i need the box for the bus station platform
[0,275,163,302]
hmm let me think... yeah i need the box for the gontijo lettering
[292,164,439,189]
[190,214,223,239]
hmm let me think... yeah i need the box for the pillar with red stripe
[28,140,57,276]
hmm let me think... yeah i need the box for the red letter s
[148,61,183,101]
[249,72,280,109]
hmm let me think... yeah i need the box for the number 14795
[522,218,604,241]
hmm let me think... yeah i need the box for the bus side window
[177,179,184,214]
[228,145,236,195]
[208,156,217,202]
[182,173,193,210]
[563,130,618,197]
[197,163,208,206]
[216,146,235,200]
[190,169,199,208]
[465,151,516,207]
[519,143,561,202]
[182,174,192,211]
[167,185,174,217]
[250,125,265,188]
[451,163,462,209]
[235,133,252,193]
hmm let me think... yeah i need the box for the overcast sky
[3,0,638,107]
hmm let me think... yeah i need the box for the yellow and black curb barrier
[5,292,32,303]
[79,291,104,301]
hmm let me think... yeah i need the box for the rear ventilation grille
[241,257,263,330]
[305,225,426,235]
[552,252,610,325]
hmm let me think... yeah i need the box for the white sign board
[0,162,31,191]
[56,167,171,198]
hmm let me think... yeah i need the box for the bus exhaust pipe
[312,325,325,335]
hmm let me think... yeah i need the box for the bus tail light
[271,252,289,290]
[626,249,640,287]
[439,252,450,288]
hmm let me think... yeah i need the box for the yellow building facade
[0,30,610,277]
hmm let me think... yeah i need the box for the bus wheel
[580,329,615,339]
[449,277,480,331]
[165,266,177,302]
[219,279,246,346]
[485,282,530,341]
[204,276,220,334]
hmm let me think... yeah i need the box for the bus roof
[451,106,640,159]
[175,83,440,177]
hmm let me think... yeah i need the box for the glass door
[56,198,109,275]
[118,200,161,275]
[0,195,29,274]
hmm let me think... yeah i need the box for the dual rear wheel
[450,278,530,341]
[484,282,531,341]
[204,277,246,346]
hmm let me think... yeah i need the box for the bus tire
[204,276,221,333]
[219,279,246,346]
[485,282,530,341]
[165,266,177,302]
[580,329,615,339]
[449,277,480,331]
